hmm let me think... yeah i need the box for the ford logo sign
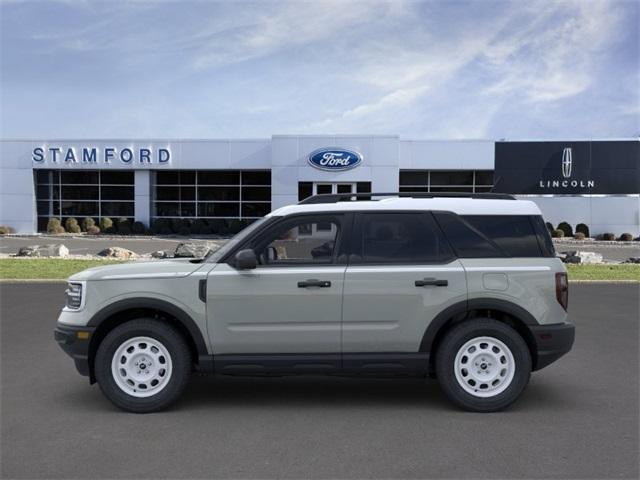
[307,148,362,171]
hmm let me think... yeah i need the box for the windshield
[205,216,273,263]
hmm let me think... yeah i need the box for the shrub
[46,218,61,234]
[551,229,565,238]
[556,221,573,238]
[64,217,81,234]
[81,217,95,232]
[618,233,633,242]
[99,217,114,233]
[0,225,15,234]
[575,223,590,238]
[545,222,554,233]
[151,218,172,235]
[116,218,131,234]
[599,232,615,241]
[131,221,145,235]
[86,225,100,235]
[177,219,192,236]
[573,232,586,240]
[53,225,66,234]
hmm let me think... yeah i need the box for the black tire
[95,318,192,413]
[435,318,531,412]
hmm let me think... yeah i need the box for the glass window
[475,171,494,185]
[100,171,134,185]
[242,203,271,217]
[242,171,271,185]
[181,187,196,201]
[156,186,180,201]
[101,186,134,200]
[155,171,180,185]
[434,212,503,258]
[463,215,542,257]
[257,217,340,265]
[197,202,239,217]
[155,202,180,217]
[101,202,134,217]
[430,171,473,186]
[198,186,240,201]
[400,171,429,186]
[356,213,453,264]
[198,171,240,185]
[61,201,99,217]
[36,201,50,216]
[429,186,474,193]
[242,186,271,201]
[61,185,99,200]
[298,182,313,201]
[61,171,99,184]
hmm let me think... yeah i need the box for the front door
[206,213,350,360]
[341,212,468,359]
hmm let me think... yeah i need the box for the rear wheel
[436,318,531,412]
[95,319,192,413]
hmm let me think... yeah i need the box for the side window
[255,216,341,265]
[530,215,556,257]
[433,212,503,258]
[462,215,543,257]
[355,213,453,264]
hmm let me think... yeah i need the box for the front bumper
[54,324,95,378]
[530,322,575,371]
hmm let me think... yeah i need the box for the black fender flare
[419,298,538,353]
[87,297,208,356]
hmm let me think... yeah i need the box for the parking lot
[1,283,638,479]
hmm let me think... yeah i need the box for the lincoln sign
[492,140,640,195]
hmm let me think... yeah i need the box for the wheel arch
[421,298,539,374]
[86,298,208,383]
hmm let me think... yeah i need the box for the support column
[134,170,151,227]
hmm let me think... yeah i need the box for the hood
[69,258,203,281]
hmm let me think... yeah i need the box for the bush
[556,221,573,238]
[99,217,114,233]
[53,225,66,234]
[618,233,633,242]
[599,232,615,241]
[0,225,15,234]
[81,217,95,232]
[64,217,81,234]
[116,218,131,235]
[47,218,61,234]
[575,223,590,238]
[551,229,565,238]
[545,222,554,233]
[151,218,172,235]
[86,225,100,235]
[177,219,192,236]
[573,232,586,240]
[132,221,146,235]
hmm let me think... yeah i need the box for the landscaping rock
[173,242,210,258]
[560,250,603,264]
[151,250,170,259]
[97,247,138,259]
[17,244,69,258]
[624,257,640,264]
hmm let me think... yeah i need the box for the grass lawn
[0,258,638,281]
[565,264,640,281]
[0,259,124,280]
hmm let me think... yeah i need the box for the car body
[55,193,575,412]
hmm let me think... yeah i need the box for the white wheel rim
[111,336,173,398]
[454,336,515,398]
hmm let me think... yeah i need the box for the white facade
[0,136,638,235]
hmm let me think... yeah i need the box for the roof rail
[298,191,516,204]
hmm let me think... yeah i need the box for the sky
[1,0,638,140]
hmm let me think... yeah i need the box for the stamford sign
[32,146,171,165]
[493,141,639,195]
[308,148,362,171]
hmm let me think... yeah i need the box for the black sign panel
[493,141,640,194]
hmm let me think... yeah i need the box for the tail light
[555,272,569,311]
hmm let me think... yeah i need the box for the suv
[55,193,574,413]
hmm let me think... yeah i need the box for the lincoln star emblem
[561,148,572,178]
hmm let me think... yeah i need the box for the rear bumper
[530,322,575,371]
[54,324,95,378]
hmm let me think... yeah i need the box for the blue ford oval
[308,148,362,171]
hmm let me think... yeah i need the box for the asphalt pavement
[1,283,638,479]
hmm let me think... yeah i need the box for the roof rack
[298,192,516,205]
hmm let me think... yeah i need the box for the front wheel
[435,318,531,412]
[95,319,192,413]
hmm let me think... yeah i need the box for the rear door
[342,212,467,356]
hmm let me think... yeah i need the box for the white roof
[269,197,542,217]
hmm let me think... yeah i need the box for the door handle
[415,278,448,287]
[298,279,331,288]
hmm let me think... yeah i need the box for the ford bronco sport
[55,193,574,413]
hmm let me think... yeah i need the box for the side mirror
[234,249,257,270]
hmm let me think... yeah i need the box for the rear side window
[462,215,543,257]
[433,212,503,258]
[353,212,454,264]
[530,215,556,257]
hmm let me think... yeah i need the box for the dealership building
[0,136,638,235]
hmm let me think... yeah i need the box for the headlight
[65,282,84,310]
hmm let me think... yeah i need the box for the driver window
[258,218,340,265]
